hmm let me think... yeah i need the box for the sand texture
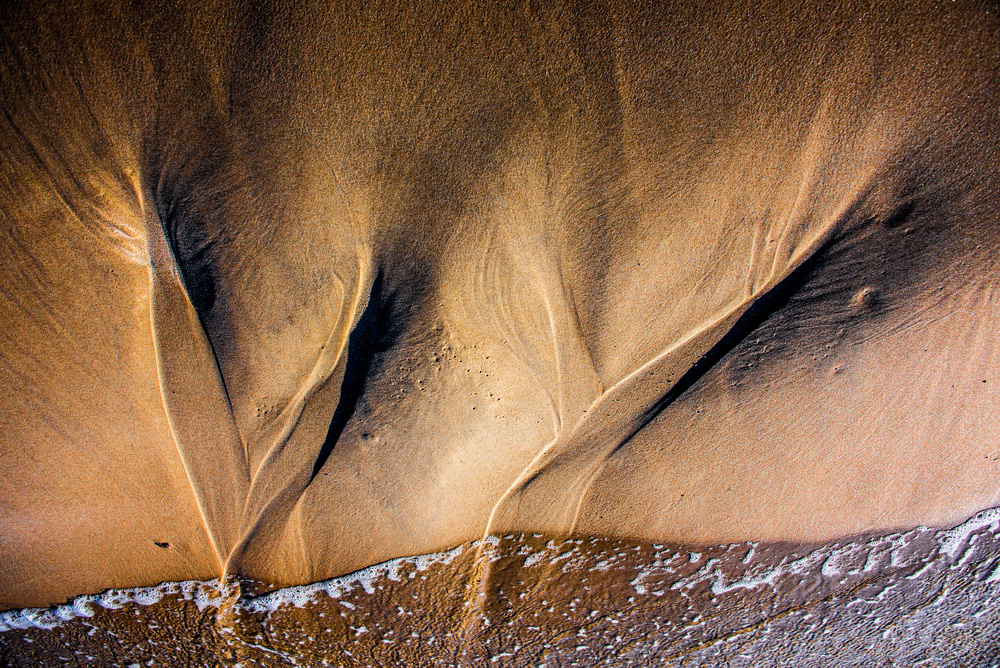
[2,0,1000,644]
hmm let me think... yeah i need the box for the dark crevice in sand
[626,235,836,448]
[311,270,386,480]
[876,198,916,230]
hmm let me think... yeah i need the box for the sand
[1,0,1000,631]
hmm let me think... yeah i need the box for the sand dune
[1,0,999,614]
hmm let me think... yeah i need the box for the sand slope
[1,0,999,608]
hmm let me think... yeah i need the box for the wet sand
[3,507,1000,666]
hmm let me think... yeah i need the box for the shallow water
[3,506,999,666]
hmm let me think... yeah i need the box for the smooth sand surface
[1,0,999,608]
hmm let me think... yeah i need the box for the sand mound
[1,0,999,616]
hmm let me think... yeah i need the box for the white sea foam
[4,507,1000,634]
[938,506,1000,561]
[0,579,230,632]
[241,543,468,614]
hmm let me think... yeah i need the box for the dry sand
[1,2,1000,658]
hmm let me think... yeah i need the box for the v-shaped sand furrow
[143,196,250,572]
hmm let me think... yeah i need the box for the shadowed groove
[311,270,386,480]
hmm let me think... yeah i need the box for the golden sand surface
[2,1,1000,659]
